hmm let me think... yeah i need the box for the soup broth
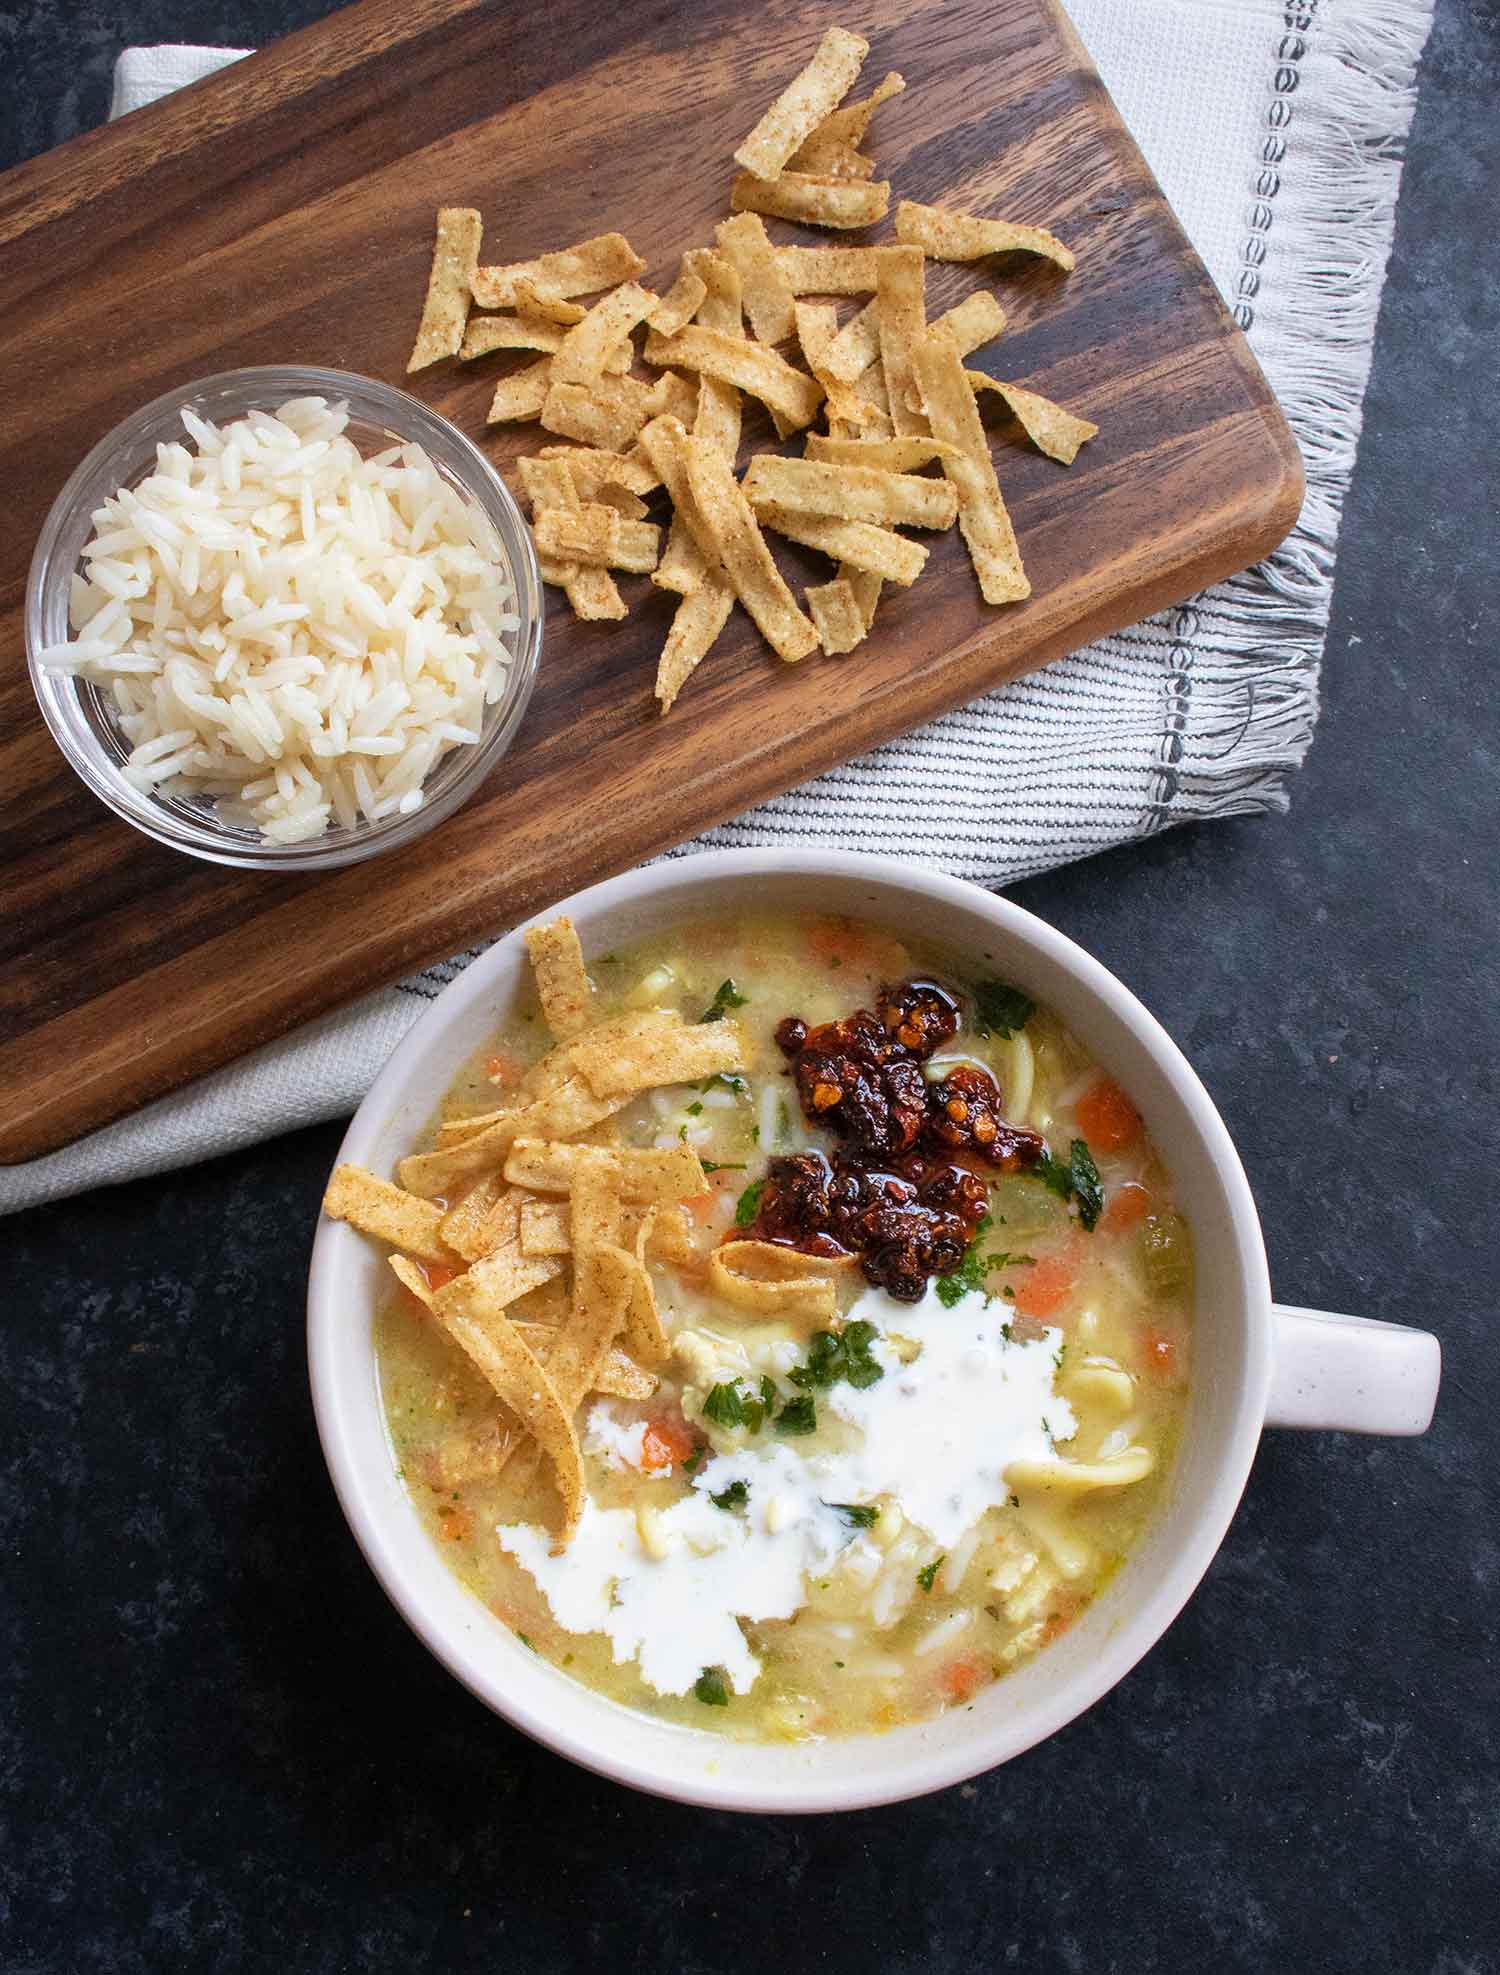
[373,913,1192,1741]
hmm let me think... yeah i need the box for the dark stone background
[3,2,1496,1969]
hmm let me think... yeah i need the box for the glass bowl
[25,365,543,871]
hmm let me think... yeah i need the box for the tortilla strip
[654,517,709,598]
[470,231,646,309]
[740,455,957,530]
[516,456,626,622]
[532,506,658,573]
[942,290,1008,355]
[438,1172,514,1261]
[964,374,1100,464]
[407,208,481,372]
[551,281,657,387]
[895,199,1075,273]
[680,251,745,471]
[911,324,1030,603]
[820,296,883,386]
[643,369,698,428]
[840,561,883,632]
[776,245,888,295]
[644,326,824,433]
[713,214,797,346]
[648,270,709,339]
[609,1229,669,1365]
[487,357,554,423]
[791,300,873,430]
[806,578,867,656]
[731,172,890,231]
[540,1156,627,1407]
[734,26,869,181]
[322,1163,458,1266]
[505,1138,707,1203]
[576,1009,747,1098]
[751,501,929,586]
[876,246,928,439]
[540,375,655,452]
[514,1011,685,1108]
[518,1198,570,1255]
[536,445,659,497]
[681,439,819,663]
[806,434,963,474]
[789,70,906,172]
[430,1262,582,1541]
[399,1076,628,1198]
[707,1241,842,1320]
[533,503,621,566]
[510,280,588,325]
[425,1330,656,1487]
[657,575,735,712]
[637,415,726,574]
[803,139,874,179]
[525,917,595,1040]
[461,312,567,360]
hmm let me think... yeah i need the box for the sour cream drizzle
[498,1283,1075,1697]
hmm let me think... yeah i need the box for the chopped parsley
[700,1160,747,1174]
[700,1072,748,1096]
[917,1558,944,1593]
[788,1321,883,1391]
[694,1667,730,1706]
[701,1377,770,1433]
[1029,1139,1103,1231]
[733,1178,764,1227]
[698,979,748,1023]
[516,1632,536,1651]
[701,1380,749,1428]
[686,1101,703,1116]
[971,979,1035,1039]
[1068,1139,1103,1232]
[711,1479,749,1511]
[774,1394,818,1436]
[934,1225,1035,1308]
[681,1444,707,1475]
[828,1502,879,1528]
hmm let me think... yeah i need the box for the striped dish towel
[4,0,1433,1213]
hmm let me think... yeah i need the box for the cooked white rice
[38,397,519,845]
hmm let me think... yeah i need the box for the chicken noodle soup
[343,913,1192,1740]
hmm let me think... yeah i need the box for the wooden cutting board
[0,0,1301,1164]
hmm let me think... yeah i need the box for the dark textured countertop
[4,3,1497,1970]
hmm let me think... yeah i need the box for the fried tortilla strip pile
[401,23,1096,703]
[321,919,754,1542]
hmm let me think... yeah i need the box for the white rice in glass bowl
[36,395,520,846]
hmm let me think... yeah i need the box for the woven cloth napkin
[5,0,1432,1214]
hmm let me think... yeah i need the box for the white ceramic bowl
[306,851,1440,1812]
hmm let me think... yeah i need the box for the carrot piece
[1040,1593,1082,1646]
[939,1655,985,1703]
[1075,1077,1142,1153]
[640,1417,696,1470]
[1013,1252,1076,1319]
[485,1050,524,1089]
[1101,1181,1152,1234]
[1139,1326,1178,1383]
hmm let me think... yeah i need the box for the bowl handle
[1266,1305,1441,1436]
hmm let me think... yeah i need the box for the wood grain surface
[0,0,1303,1164]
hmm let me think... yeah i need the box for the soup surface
[369,913,1193,1741]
